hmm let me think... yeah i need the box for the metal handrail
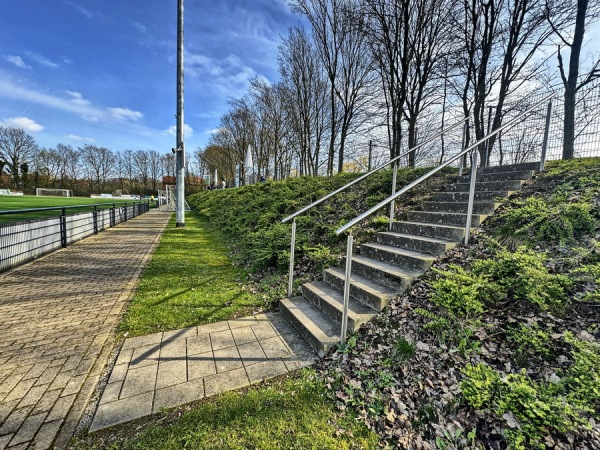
[334,93,554,345]
[281,117,468,224]
[0,200,146,216]
[283,117,468,298]
[336,93,554,235]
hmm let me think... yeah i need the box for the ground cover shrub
[506,322,552,364]
[187,167,453,294]
[429,265,497,318]
[492,158,600,248]
[473,247,572,310]
[461,332,600,450]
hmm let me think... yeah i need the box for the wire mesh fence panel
[485,80,600,166]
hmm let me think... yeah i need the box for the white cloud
[107,107,143,121]
[5,55,31,69]
[0,74,157,138]
[166,124,194,136]
[67,134,96,143]
[132,22,147,34]
[66,2,100,19]
[0,116,45,132]
[65,90,91,106]
[187,52,258,97]
[26,52,59,68]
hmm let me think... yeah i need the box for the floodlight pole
[175,0,185,227]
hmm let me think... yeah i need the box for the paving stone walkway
[0,210,171,449]
[90,312,316,432]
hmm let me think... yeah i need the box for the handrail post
[340,231,353,345]
[287,218,297,297]
[540,100,552,172]
[464,150,478,245]
[389,161,398,230]
[60,207,67,248]
[458,119,469,177]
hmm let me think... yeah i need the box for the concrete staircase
[279,162,540,357]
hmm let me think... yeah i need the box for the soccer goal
[158,185,190,211]
[36,188,72,197]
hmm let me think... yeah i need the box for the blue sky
[0,0,302,153]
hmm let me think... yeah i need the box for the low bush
[187,167,452,278]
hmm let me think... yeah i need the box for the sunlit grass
[118,211,266,337]
[72,370,379,449]
[0,195,139,222]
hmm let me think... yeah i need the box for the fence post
[93,205,98,234]
[111,204,115,227]
[60,207,67,248]
[124,204,128,222]
[540,100,552,172]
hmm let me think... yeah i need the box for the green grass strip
[119,211,265,337]
[73,370,379,449]
[0,196,130,222]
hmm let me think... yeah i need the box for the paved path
[0,210,171,449]
[90,312,316,432]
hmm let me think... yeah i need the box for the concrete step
[348,255,418,290]
[446,180,525,192]
[475,162,540,174]
[406,211,488,227]
[377,231,458,256]
[360,242,436,272]
[279,296,340,357]
[421,201,500,214]
[393,221,466,241]
[432,190,513,202]
[301,281,377,332]
[457,170,534,183]
[323,267,396,312]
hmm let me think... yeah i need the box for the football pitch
[0,196,143,222]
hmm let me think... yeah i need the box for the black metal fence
[0,201,150,273]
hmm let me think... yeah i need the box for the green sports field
[0,195,145,222]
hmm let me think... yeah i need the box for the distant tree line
[0,126,204,196]
[198,0,599,182]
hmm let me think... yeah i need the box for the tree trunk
[562,0,588,159]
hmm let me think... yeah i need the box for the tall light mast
[175,0,185,227]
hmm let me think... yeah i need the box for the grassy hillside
[188,167,454,300]
[322,158,600,449]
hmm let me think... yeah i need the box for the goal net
[158,185,190,211]
[36,188,72,197]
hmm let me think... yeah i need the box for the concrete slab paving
[89,311,317,432]
[0,211,170,449]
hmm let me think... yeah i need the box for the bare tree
[451,0,556,166]
[293,0,375,173]
[0,126,37,189]
[133,150,150,192]
[548,0,600,159]
[148,150,163,192]
[79,145,115,193]
[279,26,329,176]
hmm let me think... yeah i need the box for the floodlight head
[171,144,183,154]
